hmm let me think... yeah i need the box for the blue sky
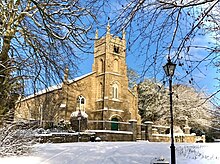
[45,0,219,106]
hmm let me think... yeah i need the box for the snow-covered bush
[0,123,36,157]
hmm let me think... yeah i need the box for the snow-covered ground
[0,142,220,164]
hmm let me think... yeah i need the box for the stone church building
[15,25,141,131]
[14,25,202,143]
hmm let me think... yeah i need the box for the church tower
[92,23,132,124]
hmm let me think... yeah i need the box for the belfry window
[76,95,86,111]
[114,45,119,53]
[99,59,104,73]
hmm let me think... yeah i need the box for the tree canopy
[0,0,96,117]
[107,0,219,105]
[138,79,213,131]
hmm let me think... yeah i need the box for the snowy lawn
[0,142,220,164]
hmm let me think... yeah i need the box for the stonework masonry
[15,25,141,131]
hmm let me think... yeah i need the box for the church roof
[19,72,95,102]
[68,72,95,84]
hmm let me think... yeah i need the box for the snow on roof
[20,83,63,101]
[68,72,95,84]
[20,72,95,102]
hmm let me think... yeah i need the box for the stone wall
[87,120,137,141]
[142,122,206,143]
[35,132,96,143]
[150,134,198,143]
[86,130,133,141]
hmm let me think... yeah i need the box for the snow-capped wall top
[70,111,88,118]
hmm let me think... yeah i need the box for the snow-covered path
[0,142,220,164]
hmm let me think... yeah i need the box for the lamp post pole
[77,110,82,142]
[169,76,176,164]
[163,56,176,164]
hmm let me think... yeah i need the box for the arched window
[99,59,104,73]
[112,83,119,99]
[113,59,119,72]
[76,95,86,111]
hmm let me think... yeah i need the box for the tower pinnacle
[107,20,110,34]
[122,29,126,39]
[95,29,98,39]
[64,66,69,83]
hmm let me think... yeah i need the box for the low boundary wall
[86,130,133,141]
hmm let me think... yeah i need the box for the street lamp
[77,110,82,142]
[163,56,176,164]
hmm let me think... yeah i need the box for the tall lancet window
[100,82,103,99]
[76,95,86,111]
[112,83,119,99]
[113,59,119,72]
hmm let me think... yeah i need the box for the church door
[111,118,119,131]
